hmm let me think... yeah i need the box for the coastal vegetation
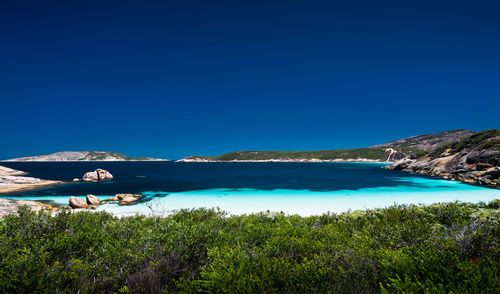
[181,129,476,162]
[0,200,499,293]
[431,129,500,158]
[187,147,417,162]
[373,129,476,152]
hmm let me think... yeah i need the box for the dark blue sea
[2,162,498,216]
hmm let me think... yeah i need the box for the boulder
[86,194,100,205]
[69,196,87,209]
[115,193,142,200]
[107,196,119,201]
[72,178,80,182]
[115,193,142,205]
[82,169,113,182]
[119,196,140,204]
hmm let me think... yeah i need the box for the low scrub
[0,201,499,293]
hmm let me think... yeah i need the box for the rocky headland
[3,151,168,162]
[386,130,500,186]
[0,165,62,194]
[177,129,499,187]
[0,165,61,216]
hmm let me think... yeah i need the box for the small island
[2,151,168,162]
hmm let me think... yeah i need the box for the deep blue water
[2,162,498,216]
[3,161,443,196]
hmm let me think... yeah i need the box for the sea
[1,161,499,216]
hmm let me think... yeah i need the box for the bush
[0,201,499,293]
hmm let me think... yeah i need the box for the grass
[0,200,499,293]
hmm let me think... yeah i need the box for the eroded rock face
[86,194,100,205]
[82,169,113,182]
[383,148,407,162]
[69,196,87,209]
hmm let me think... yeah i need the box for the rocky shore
[0,197,58,217]
[386,130,500,187]
[0,165,62,216]
[0,165,62,194]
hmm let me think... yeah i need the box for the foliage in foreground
[0,200,499,293]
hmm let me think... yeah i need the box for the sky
[1,0,499,160]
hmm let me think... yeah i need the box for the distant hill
[178,130,475,163]
[179,148,409,162]
[3,151,168,162]
[387,129,500,186]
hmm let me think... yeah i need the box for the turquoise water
[2,162,498,216]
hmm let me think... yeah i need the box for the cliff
[387,130,500,186]
[3,151,168,162]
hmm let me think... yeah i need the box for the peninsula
[0,165,62,193]
[0,165,60,215]
[177,129,474,162]
[178,129,500,187]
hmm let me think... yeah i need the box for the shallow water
[2,162,498,216]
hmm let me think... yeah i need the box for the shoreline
[0,180,64,194]
[0,164,64,194]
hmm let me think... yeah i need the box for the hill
[178,130,474,162]
[387,129,500,186]
[371,129,476,151]
[179,147,410,162]
[3,151,168,162]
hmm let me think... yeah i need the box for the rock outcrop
[86,194,100,205]
[115,193,142,205]
[69,196,87,209]
[386,130,500,186]
[0,165,26,176]
[0,165,62,193]
[0,198,58,217]
[82,169,113,182]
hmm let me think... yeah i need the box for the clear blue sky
[1,0,499,160]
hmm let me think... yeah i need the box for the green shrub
[0,201,498,293]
